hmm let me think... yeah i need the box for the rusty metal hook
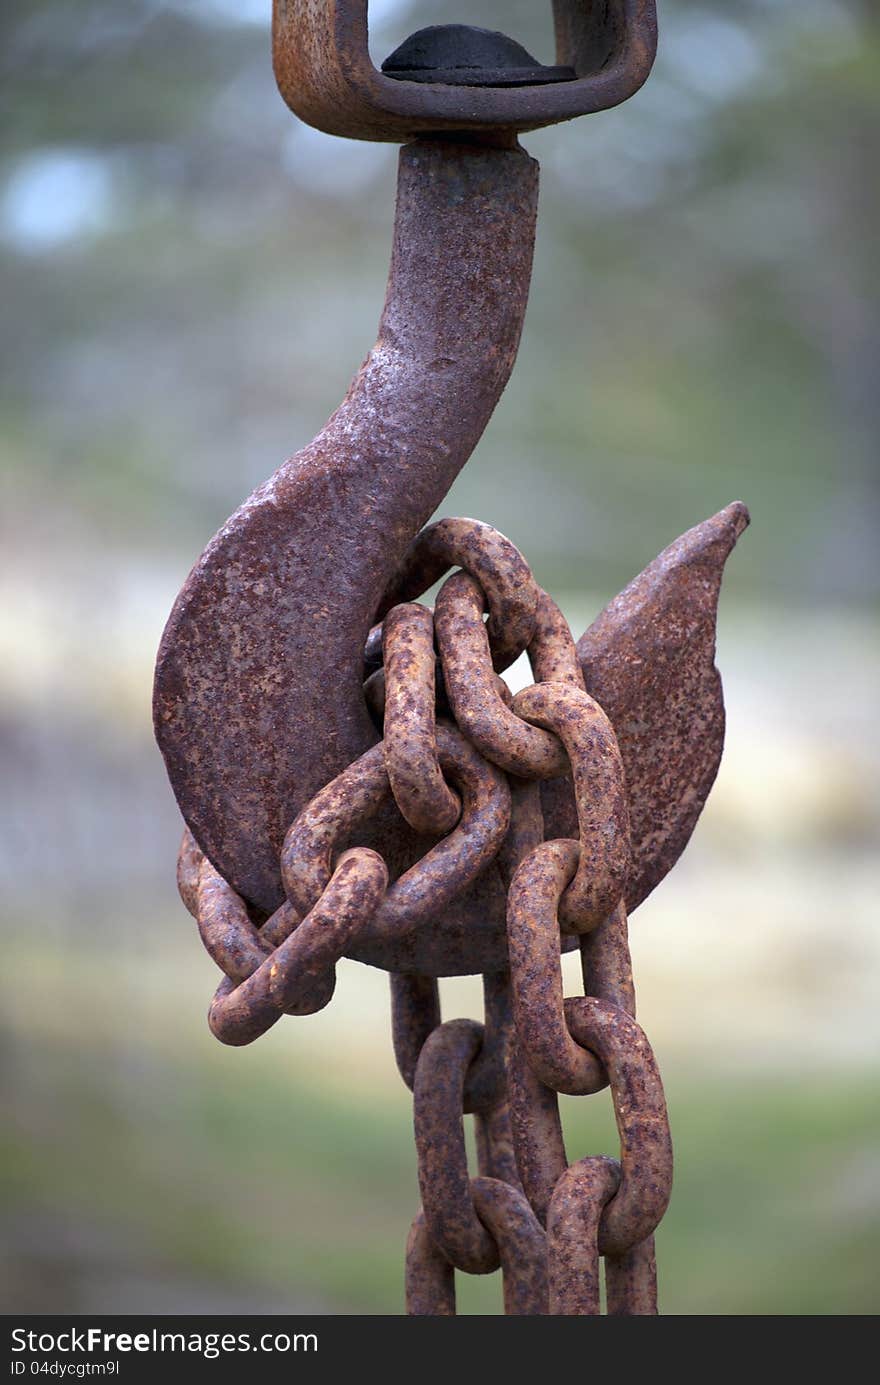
[154,136,540,920]
[154,0,746,979]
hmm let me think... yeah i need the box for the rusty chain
[176,515,674,1316]
[151,1,748,1321]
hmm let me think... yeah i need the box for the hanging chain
[177,516,673,1315]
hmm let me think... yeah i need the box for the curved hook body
[154,140,539,915]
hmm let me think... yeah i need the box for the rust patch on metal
[513,683,630,930]
[543,502,751,911]
[565,996,673,1256]
[158,5,746,1315]
[382,603,460,836]
[528,588,585,687]
[436,572,567,778]
[605,1234,658,1315]
[280,723,510,971]
[273,2,658,144]
[414,1019,501,1274]
[405,1210,456,1316]
[508,1037,569,1227]
[470,1178,548,1315]
[380,517,539,673]
[547,1156,620,1315]
[507,839,608,1096]
[154,142,538,918]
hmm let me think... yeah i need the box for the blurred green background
[1,0,878,1315]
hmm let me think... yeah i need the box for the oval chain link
[281,723,510,948]
[376,516,539,672]
[382,601,461,836]
[513,683,630,930]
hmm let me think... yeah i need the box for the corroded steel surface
[436,572,569,777]
[382,603,460,837]
[208,848,387,1046]
[507,839,609,1096]
[605,1234,658,1316]
[379,517,538,673]
[159,4,746,1315]
[414,1019,502,1274]
[513,682,630,930]
[528,588,585,686]
[174,511,737,1313]
[579,899,637,1018]
[273,2,658,144]
[547,1157,620,1315]
[391,503,744,973]
[508,1037,569,1226]
[154,141,539,920]
[405,1210,455,1316]
[566,997,672,1256]
[469,1179,548,1316]
[572,500,751,910]
[281,724,511,968]
[156,121,747,976]
[390,973,440,1092]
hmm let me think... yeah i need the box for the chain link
[382,601,461,836]
[177,516,674,1315]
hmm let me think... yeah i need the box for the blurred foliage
[1,0,877,600]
